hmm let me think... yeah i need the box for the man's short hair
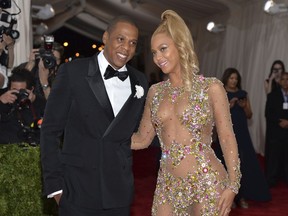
[8,66,35,90]
[106,15,138,34]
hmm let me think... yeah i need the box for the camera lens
[16,89,30,107]
[10,30,20,39]
[43,55,56,69]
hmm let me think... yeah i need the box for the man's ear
[102,31,108,45]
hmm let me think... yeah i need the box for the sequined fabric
[132,75,241,216]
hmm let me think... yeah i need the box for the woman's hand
[229,97,238,108]
[237,98,247,108]
[25,49,39,71]
[217,189,235,216]
[239,96,253,119]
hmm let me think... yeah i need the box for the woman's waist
[162,139,211,153]
[161,140,213,166]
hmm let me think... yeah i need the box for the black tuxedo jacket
[40,54,148,209]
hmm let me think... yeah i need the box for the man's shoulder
[65,55,95,67]
[58,55,97,77]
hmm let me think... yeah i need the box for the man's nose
[121,41,130,50]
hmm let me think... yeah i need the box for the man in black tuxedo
[265,72,288,187]
[40,16,148,215]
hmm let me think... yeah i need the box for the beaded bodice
[151,77,214,151]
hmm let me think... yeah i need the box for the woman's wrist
[41,83,50,90]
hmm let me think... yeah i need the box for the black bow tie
[104,65,129,81]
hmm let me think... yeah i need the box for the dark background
[52,27,103,60]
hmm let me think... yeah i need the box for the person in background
[24,41,64,100]
[264,61,286,187]
[40,15,148,215]
[0,66,46,145]
[216,68,271,208]
[264,60,285,95]
[131,10,241,216]
[265,71,288,187]
[0,34,15,89]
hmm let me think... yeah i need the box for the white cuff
[47,190,63,198]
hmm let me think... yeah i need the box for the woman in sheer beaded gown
[131,10,241,216]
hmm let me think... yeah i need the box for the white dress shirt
[98,51,131,116]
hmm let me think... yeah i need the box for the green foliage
[0,144,57,216]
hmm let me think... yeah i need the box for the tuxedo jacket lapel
[115,68,137,117]
[103,68,140,137]
[85,55,114,122]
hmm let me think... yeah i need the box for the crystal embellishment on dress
[167,80,185,104]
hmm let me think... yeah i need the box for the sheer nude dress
[132,76,241,216]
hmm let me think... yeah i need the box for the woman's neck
[225,86,238,92]
[168,74,183,87]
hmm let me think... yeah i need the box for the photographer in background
[0,33,15,88]
[0,2,20,89]
[25,36,64,100]
[0,66,46,145]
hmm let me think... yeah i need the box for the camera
[18,119,41,146]
[37,35,57,70]
[0,9,20,39]
[13,89,30,108]
[19,124,40,146]
[0,0,11,9]
[0,18,19,39]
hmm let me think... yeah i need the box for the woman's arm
[209,81,241,193]
[264,74,275,95]
[131,87,156,150]
[238,94,253,119]
[209,81,241,215]
[2,34,15,69]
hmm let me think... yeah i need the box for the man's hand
[279,119,288,128]
[26,89,36,103]
[53,193,62,205]
[0,89,18,104]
